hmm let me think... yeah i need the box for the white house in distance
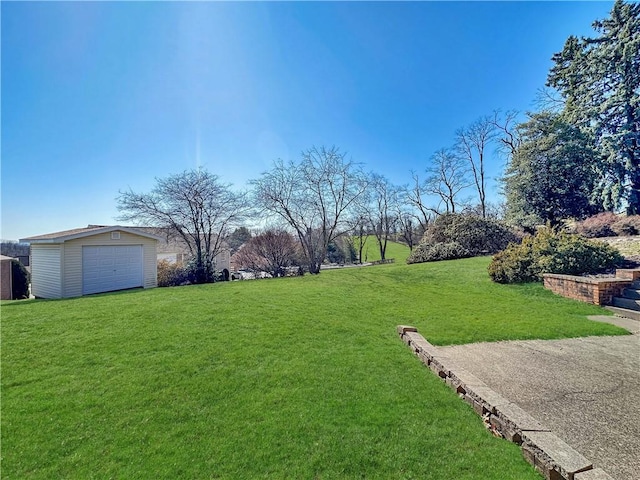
[21,225,162,299]
[122,226,232,274]
[154,232,231,273]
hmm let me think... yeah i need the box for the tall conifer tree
[547,0,640,212]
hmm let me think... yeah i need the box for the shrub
[487,244,537,284]
[611,215,640,236]
[407,242,471,264]
[11,260,30,299]
[422,213,519,256]
[488,227,623,283]
[573,212,617,238]
[157,260,192,287]
[327,241,347,264]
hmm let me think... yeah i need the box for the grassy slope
[357,237,411,263]
[2,258,625,479]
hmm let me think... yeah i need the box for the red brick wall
[543,274,631,306]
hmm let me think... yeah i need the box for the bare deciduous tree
[344,214,369,263]
[363,173,399,261]
[0,241,29,258]
[424,148,471,214]
[405,171,438,231]
[251,146,367,274]
[491,110,522,159]
[235,228,299,277]
[117,169,249,283]
[395,209,417,251]
[455,116,497,218]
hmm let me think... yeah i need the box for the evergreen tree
[547,0,640,212]
[227,227,252,254]
[503,112,601,229]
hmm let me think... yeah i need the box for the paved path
[437,320,640,480]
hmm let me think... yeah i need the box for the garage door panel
[82,245,143,295]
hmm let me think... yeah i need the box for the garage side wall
[63,232,158,298]
[31,245,63,299]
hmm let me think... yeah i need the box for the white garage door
[82,245,144,295]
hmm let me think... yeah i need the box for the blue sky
[1,1,615,241]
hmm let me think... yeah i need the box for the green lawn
[2,257,626,479]
[356,237,411,263]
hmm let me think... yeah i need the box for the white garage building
[21,225,161,299]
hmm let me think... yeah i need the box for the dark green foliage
[487,245,536,284]
[547,0,640,213]
[326,242,345,263]
[407,241,471,264]
[11,260,30,299]
[423,213,519,255]
[227,227,252,254]
[488,227,624,283]
[503,112,601,229]
[326,237,356,264]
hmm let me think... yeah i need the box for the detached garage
[21,226,161,299]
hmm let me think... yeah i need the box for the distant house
[21,226,162,299]
[145,229,231,273]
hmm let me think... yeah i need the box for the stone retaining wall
[397,325,613,480]
[542,274,630,305]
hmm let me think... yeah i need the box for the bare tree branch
[404,171,439,231]
[424,148,472,214]
[251,146,367,274]
[117,169,250,283]
[455,116,497,218]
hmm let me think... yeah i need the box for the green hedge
[488,227,623,284]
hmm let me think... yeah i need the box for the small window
[111,232,121,240]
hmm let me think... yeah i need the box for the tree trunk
[626,104,639,215]
[308,262,321,274]
[627,175,640,215]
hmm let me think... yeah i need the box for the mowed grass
[2,257,626,479]
[357,237,411,263]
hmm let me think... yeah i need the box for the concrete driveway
[437,317,640,480]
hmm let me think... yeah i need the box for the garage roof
[21,225,164,244]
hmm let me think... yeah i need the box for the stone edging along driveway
[397,326,613,480]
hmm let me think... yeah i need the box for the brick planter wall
[543,270,640,306]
